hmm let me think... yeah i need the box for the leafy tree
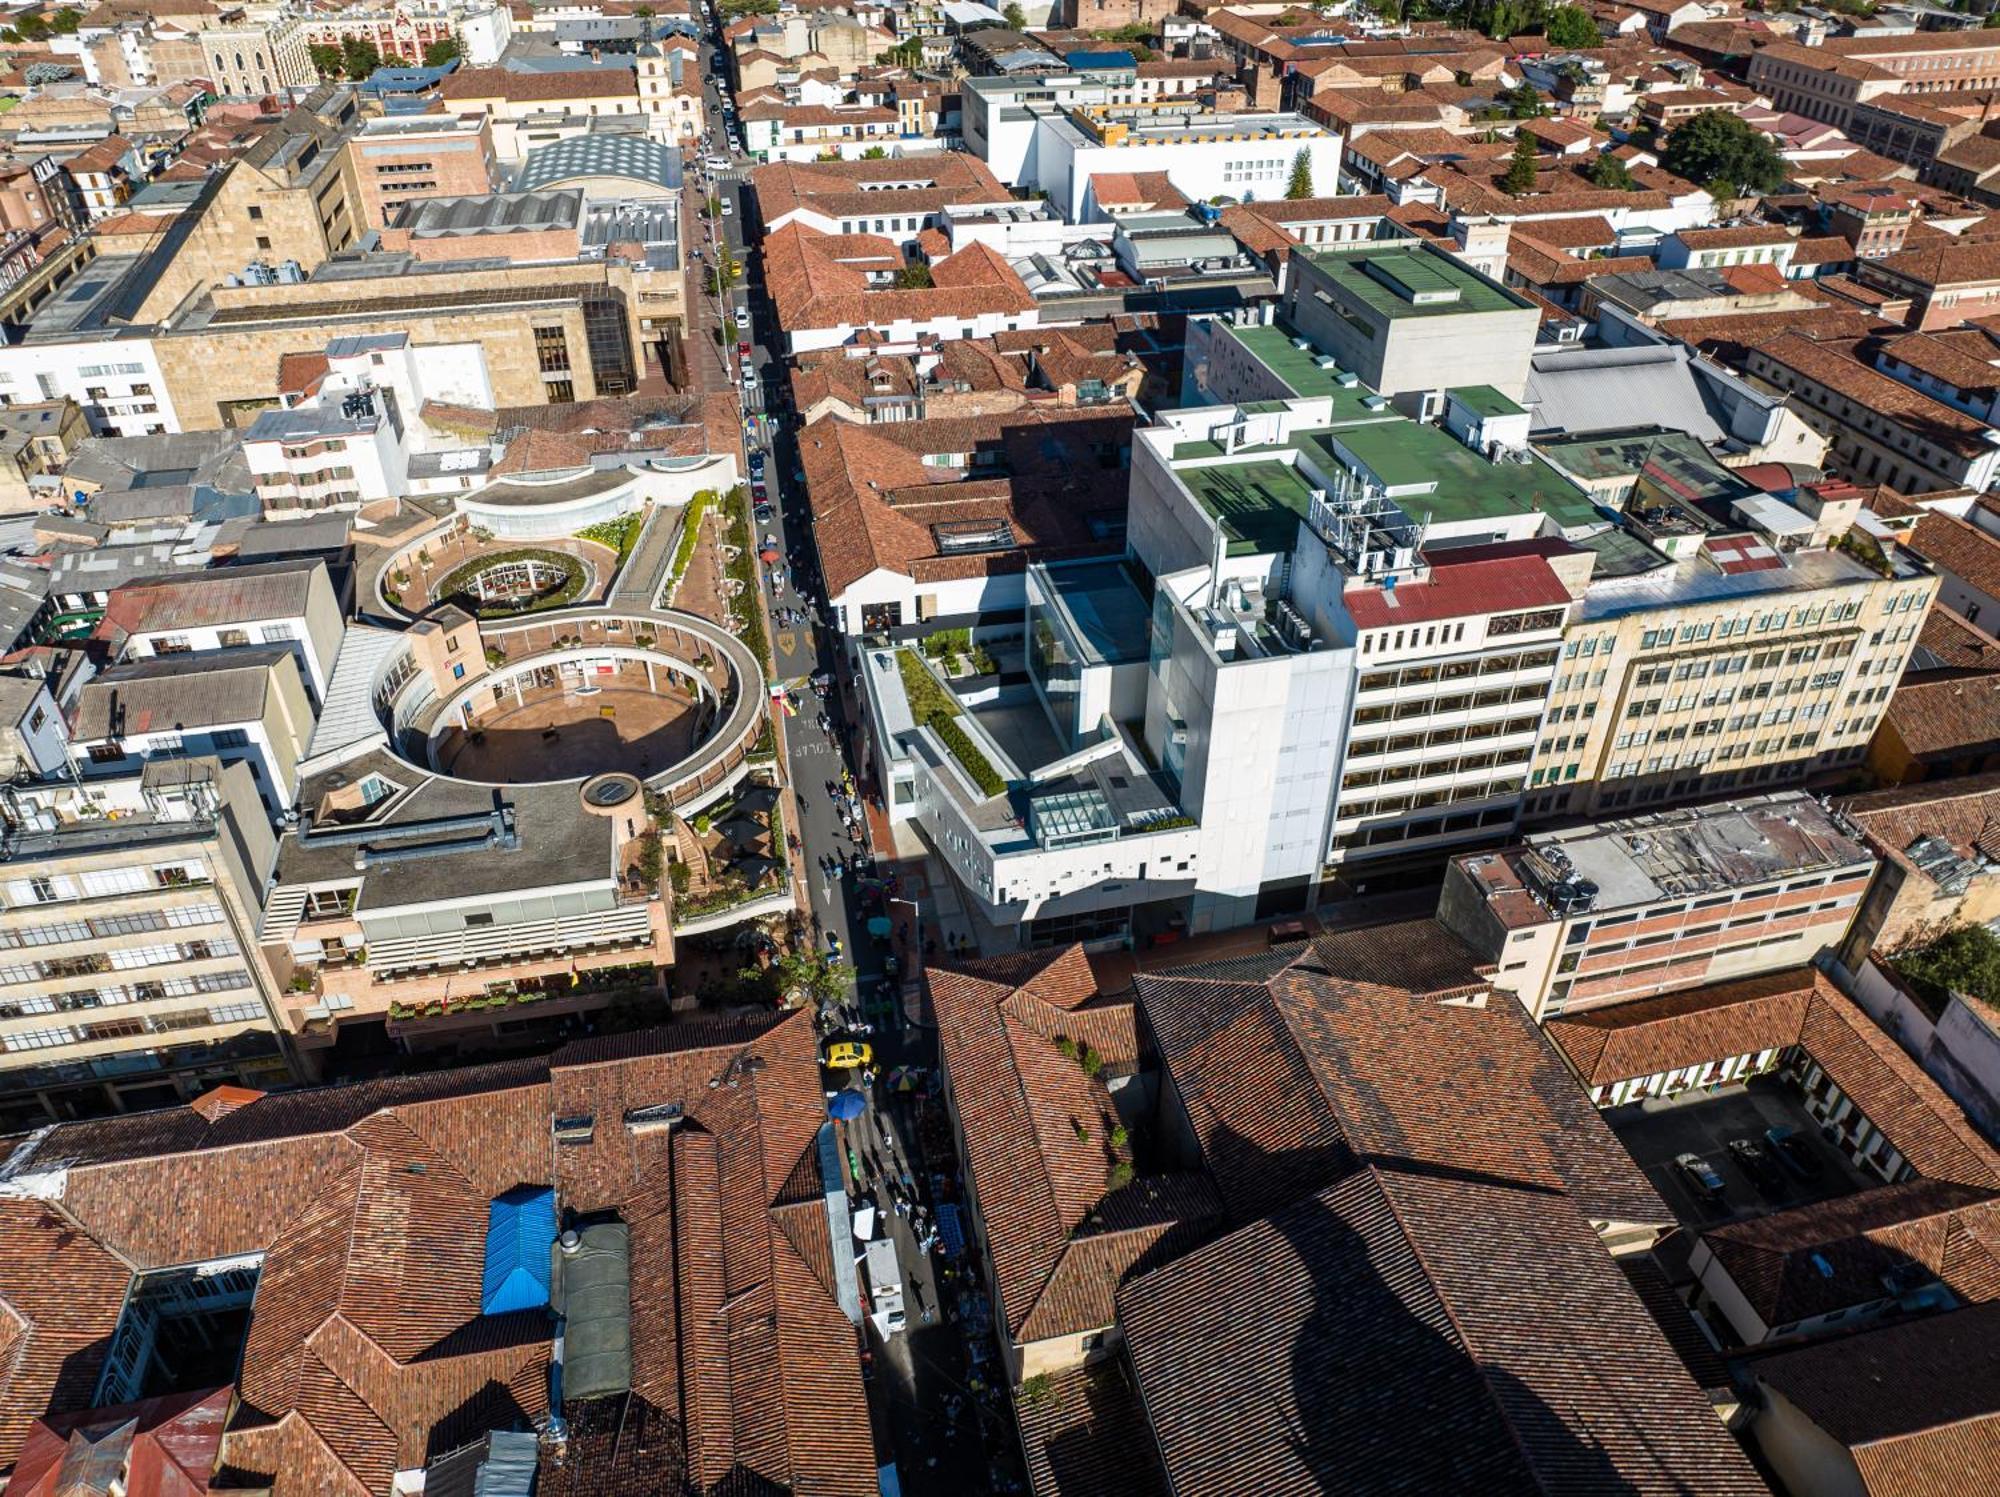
[1003,1,1027,27]
[308,42,345,78]
[748,947,848,1008]
[423,37,462,67]
[704,194,721,218]
[879,38,923,68]
[1897,925,2000,1006]
[48,7,82,34]
[9,15,49,41]
[1502,132,1539,195]
[1544,5,1600,48]
[862,144,888,158]
[1661,109,1786,196]
[707,249,742,295]
[1589,151,1637,189]
[1285,147,1314,199]
[1504,81,1546,119]
[895,262,933,288]
[340,37,382,80]
[720,0,779,16]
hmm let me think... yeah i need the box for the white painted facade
[0,338,180,438]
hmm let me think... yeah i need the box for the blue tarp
[1065,49,1137,71]
[481,1184,557,1316]
[936,1203,965,1257]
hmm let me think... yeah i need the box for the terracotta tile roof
[1618,1254,1731,1391]
[1513,213,1619,251]
[1840,768,2000,879]
[489,426,593,477]
[0,1200,137,1476]
[751,154,1010,226]
[1750,334,1998,459]
[1803,981,2000,1189]
[931,947,1220,1344]
[1547,967,1821,1085]
[1875,234,2000,290]
[1012,1360,1169,1497]
[1676,223,1797,249]
[1702,1178,2000,1326]
[764,223,1035,337]
[440,66,638,103]
[1906,509,2000,601]
[1749,1300,2000,1484]
[1886,672,2000,764]
[1220,194,1396,260]
[1119,1164,1767,1497]
[799,405,1130,599]
[1134,920,1671,1227]
[0,1018,876,1496]
[1085,171,1187,210]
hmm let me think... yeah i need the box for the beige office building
[0,758,295,1126]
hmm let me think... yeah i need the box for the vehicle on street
[825,1040,872,1069]
[739,358,756,383]
[749,453,766,476]
[752,480,768,500]
[1726,1137,1784,1193]
[735,305,750,329]
[720,198,733,216]
[1674,1152,1727,1202]
[1766,1126,1826,1179]
[738,340,752,357]
[827,931,844,959]
[864,1238,906,1335]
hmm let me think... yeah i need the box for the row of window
[0,937,235,987]
[1336,772,1527,824]
[0,968,252,1022]
[3,863,210,909]
[1349,712,1544,760]
[0,902,223,950]
[1352,680,1547,726]
[2,998,264,1051]
[1356,648,1560,695]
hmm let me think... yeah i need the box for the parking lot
[1607,1073,1879,1229]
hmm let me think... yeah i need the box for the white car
[720,198,733,217]
[734,305,750,330]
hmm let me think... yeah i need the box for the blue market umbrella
[828,1089,867,1121]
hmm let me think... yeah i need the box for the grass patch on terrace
[896,649,1004,797]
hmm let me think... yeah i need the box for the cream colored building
[199,14,316,99]
[0,757,295,1127]
[132,88,366,325]
[1524,558,1937,822]
[155,256,647,426]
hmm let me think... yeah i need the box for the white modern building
[0,333,180,437]
[242,392,410,515]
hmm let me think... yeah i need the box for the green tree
[1544,5,1600,48]
[1285,146,1314,199]
[1003,2,1027,27]
[340,36,382,79]
[749,948,848,1008]
[1897,925,2000,1006]
[423,37,462,67]
[707,249,742,296]
[10,15,49,41]
[1504,81,1546,119]
[880,38,923,68]
[704,194,721,218]
[720,0,779,15]
[1502,132,1540,195]
[1661,109,1786,196]
[48,7,82,34]
[895,262,933,288]
[862,145,888,159]
[308,42,345,78]
[1589,151,1637,189]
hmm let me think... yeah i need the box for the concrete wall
[1750,1383,1867,1497]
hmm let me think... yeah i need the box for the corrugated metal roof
[481,1184,557,1316]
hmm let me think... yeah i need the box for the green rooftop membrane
[1309,421,1601,532]
[1302,244,1527,320]
[1227,324,1405,426]
[1181,458,1318,557]
[1451,385,1526,418]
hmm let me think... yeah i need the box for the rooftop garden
[897,649,1005,797]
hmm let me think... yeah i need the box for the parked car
[1675,1152,1727,1202]
[824,1040,872,1070]
[739,359,756,384]
[734,305,751,330]
[1766,1126,1825,1180]
[749,452,766,476]
[751,482,768,503]
[1726,1137,1784,1193]
[720,198,733,216]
